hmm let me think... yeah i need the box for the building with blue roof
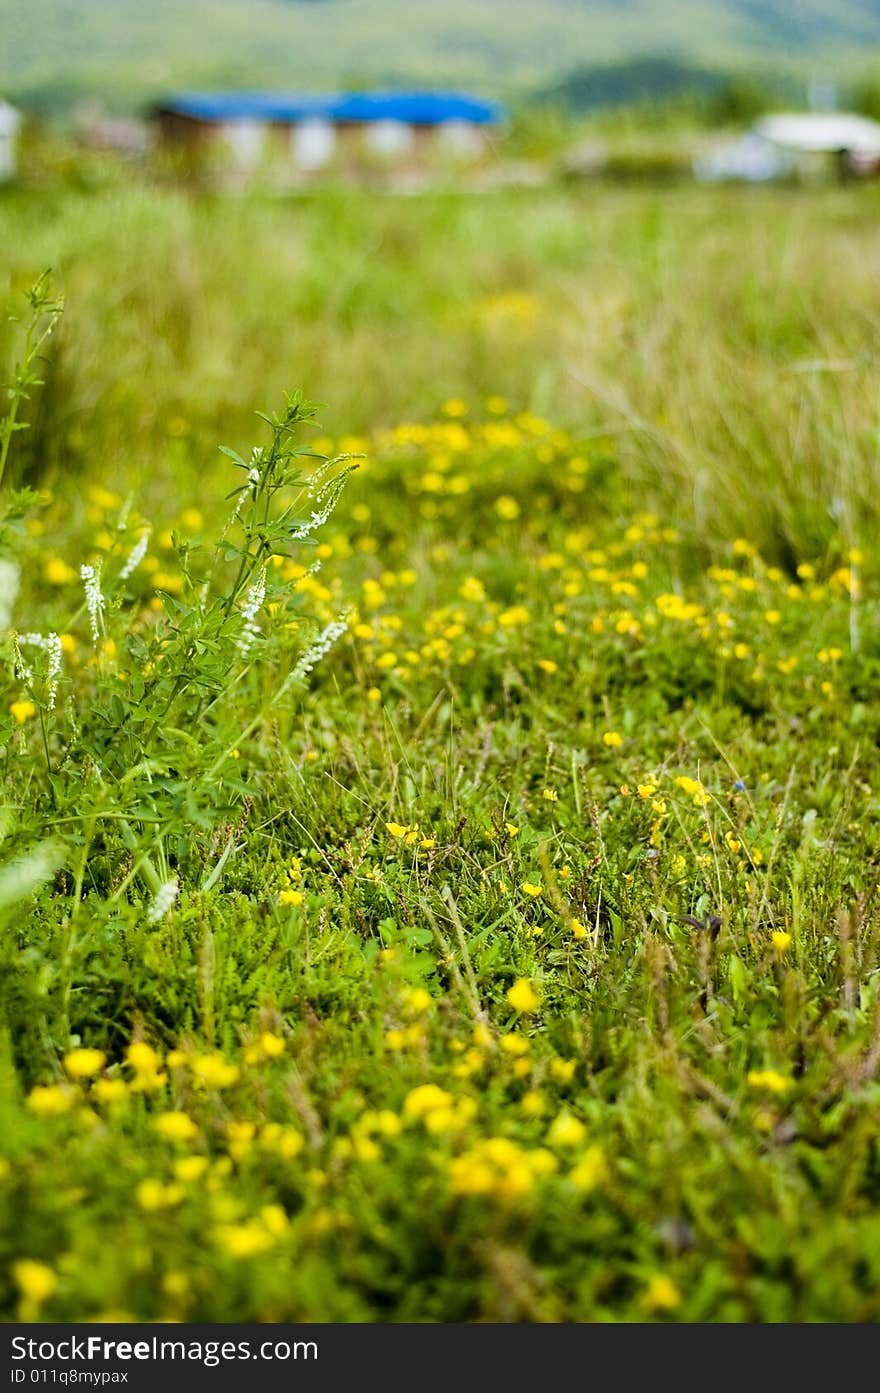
[153,90,505,175]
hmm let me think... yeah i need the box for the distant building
[695,111,880,182]
[755,112,880,161]
[694,132,791,183]
[0,100,22,181]
[74,102,149,157]
[153,91,504,175]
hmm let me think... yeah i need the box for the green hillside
[3,0,880,114]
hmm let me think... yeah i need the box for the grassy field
[3,170,880,1321]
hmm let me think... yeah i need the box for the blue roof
[158,91,504,126]
[331,92,503,125]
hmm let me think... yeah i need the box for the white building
[754,112,880,158]
[696,111,880,183]
[0,100,22,181]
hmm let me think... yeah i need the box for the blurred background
[4,0,880,556]
[7,0,880,118]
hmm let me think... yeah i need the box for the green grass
[5,172,880,557]
[3,168,880,1321]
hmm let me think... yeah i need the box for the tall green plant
[0,275,66,914]
[0,271,63,495]
[2,277,357,921]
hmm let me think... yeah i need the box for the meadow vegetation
[3,172,880,1320]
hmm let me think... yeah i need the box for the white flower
[45,633,62,710]
[236,565,267,657]
[147,878,178,924]
[11,634,32,684]
[291,615,349,683]
[19,631,62,709]
[120,527,151,581]
[80,562,106,643]
[289,471,351,541]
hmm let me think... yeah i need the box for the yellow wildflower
[473,1022,493,1049]
[13,1260,56,1305]
[136,1179,184,1211]
[747,1070,791,1094]
[498,603,530,627]
[404,1084,454,1119]
[259,1031,285,1058]
[126,1041,161,1074]
[569,1145,608,1192]
[459,576,486,602]
[227,1121,256,1159]
[406,987,433,1015]
[507,978,540,1013]
[642,1275,681,1314]
[155,1111,199,1143]
[162,1271,189,1298]
[260,1204,290,1238]
[547,1111,586,1148]
[92,1078,127,1104]
[521,1089,548,1117]
[495,496,521,521]
[63,1048,106,1080]
[215,1222,274,1259]
[174,1156,209,1183]
[126,1041,167,1092]
[26,1084,74,1117]
[674,775,710,807]
[45,557,76,585]
[191,1053,239,1089]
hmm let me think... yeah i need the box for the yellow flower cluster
[279,855,304,907]
[126,1041,168,1092]
[507,978,540,1013]
[403,1084,477,1134]
[747,1070,791,1094]
[13,1259,57,1308]
[674,776,711,808]
[215,1206,290,1259]
[449,1136,557,1199]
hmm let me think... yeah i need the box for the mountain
[4,0,880,114]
